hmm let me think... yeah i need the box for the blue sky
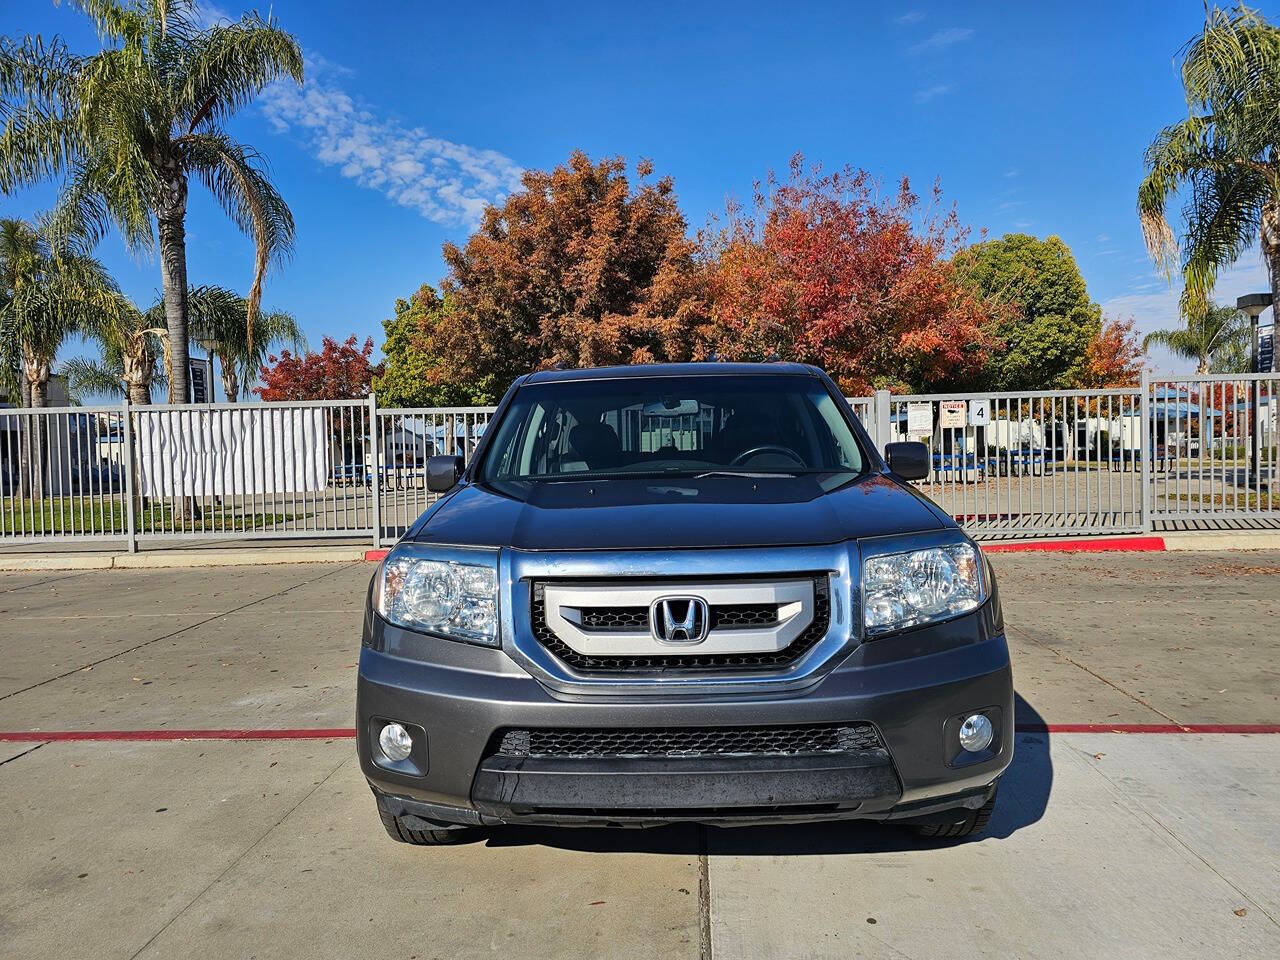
[3,0,1276,383]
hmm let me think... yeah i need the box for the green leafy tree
[1142,302,1252,374]
[0,0,303,402]
[373,285,487,407]
[952,233,1101,390]
[1139,4,1280,314]
[188,285,304,401]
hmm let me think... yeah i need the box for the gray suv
[358,363,1013,844]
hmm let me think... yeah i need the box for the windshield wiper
[693,470,797,479]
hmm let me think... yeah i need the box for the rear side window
[478,374,865,481]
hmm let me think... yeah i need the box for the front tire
[912,790,997,840]
[379,807,483,846]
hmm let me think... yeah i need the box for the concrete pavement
[1,553,1278,958]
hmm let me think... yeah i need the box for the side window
[811,392,860,470]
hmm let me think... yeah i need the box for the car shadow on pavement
[482,692,1053,856]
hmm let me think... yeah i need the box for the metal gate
[1146,374,1279,529]
[0,376,1276,550]
[860,373,1280,538]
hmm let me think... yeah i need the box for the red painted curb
[983,536,1166,554]
[0,728,356,742]
[3,723,1279,742]
[364,550,388,562]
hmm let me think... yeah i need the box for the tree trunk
[219,354,240,403]
[24,357,49,499]
[128,380,152,405]
[1261,198,1280,366]
[157,166,191,404]
[16,368,31,498]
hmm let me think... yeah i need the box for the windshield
[476,374,866,482]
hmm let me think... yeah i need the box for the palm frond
[1180,165,1269,314]
[61,355,123,400]
[176,13,303,132]
[1137,117,1215,273]
[178,132,296,344]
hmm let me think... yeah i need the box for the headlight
[863,542,985,636]
[375,546,499,646]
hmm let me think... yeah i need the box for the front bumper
[357,597,1013,828]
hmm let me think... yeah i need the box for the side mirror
[426,455,465,493]
[884,441,930,481]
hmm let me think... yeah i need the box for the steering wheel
[730,444,805,467]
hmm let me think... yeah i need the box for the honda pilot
[358,363,1013,844]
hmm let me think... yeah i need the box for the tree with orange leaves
[423,152,709,401]
[1079,316,1144,387]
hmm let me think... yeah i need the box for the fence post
[368,394,382,549]
[1139,369,1152,532]
[121,398,137,553]
[874,389,891,451]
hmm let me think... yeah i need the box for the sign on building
[188,356,213,403]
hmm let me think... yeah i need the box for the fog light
[959,713,994,752]
[378,722,413,762]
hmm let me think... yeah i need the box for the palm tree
[1138,5,1280,315]
[0,1,303,402]
[0,215,120,407]
[62,299,167,404]
[1142,303,1253,374]
[188,285,304,401]
[0,214,121,495]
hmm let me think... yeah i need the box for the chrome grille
[530,576,830,671]
[576,603,779,632]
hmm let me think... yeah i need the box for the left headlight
[863,542,985,637]
[375,546,499,646]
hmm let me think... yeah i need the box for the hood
[409,473,946,552]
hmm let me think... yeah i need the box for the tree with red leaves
[255,335,376,401]
[705,155,999,394]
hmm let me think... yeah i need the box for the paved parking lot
[1,552,1278,959]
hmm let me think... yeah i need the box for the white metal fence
[855,372,1280,538]
[1,373,1276,549]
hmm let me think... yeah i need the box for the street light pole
[1236,293,1273,490]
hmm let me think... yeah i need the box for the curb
[982,536,1166,554]
[0,547,368,572]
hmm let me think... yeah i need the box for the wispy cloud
[1003,168,1020,179]
[914,84,952,104]
[1102,256,1272,374]
[1096,233,1111,243]
[259,58,523,226]
[895,11,925,25]
[909,27,975,53]
[999,199,1028,209]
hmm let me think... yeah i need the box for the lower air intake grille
[496,722,883,759]
[530,576,830,671]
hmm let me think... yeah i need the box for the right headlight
[374,545,499,646]
[862,542,985,637]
